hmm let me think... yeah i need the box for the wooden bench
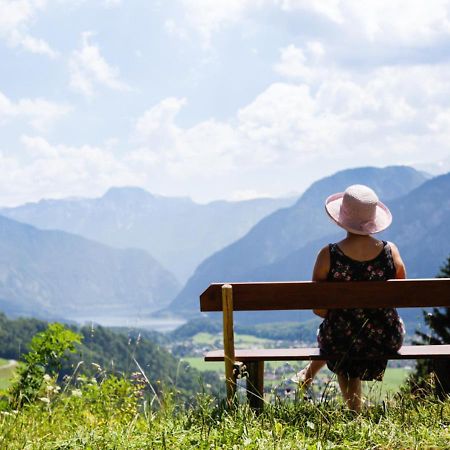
[200,278,450,410]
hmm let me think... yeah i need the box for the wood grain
[222,284,236,402]
[200,279,450,312]
[204,345,450,361]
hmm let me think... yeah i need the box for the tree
[9,323,81,408]
[412,255,450,398]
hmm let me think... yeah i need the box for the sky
[1,0,450,206]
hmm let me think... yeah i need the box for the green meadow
[0,359,17,391]
[0,324,448,449]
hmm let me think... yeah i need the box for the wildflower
[71,389,82,397]
[39,397,50,403]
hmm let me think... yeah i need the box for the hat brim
[325,192,392,235]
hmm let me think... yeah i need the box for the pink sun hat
[325,184,392,235]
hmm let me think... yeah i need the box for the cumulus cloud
[0,0,57,57]
[2,0,450,205]
[0,135,141,206]
[281,0,450,44]
[172,0,266,47]
[274,42,325,82]
[176,0,450,49]
[69,31,131,97]
[126,39,450,201]
[0,90,71,131]
[132,97,239,176]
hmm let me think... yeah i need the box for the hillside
[169,166,429,316]
[0,313,216,396]
[1,188,295,282]
[0,215,179,323]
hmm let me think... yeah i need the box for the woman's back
[335,235,386,262]
[318,237,405,380]
[327,239,396,282]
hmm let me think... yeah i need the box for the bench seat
[200,279,450,409]
[205,345,450,362]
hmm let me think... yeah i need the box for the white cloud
[280,0,450,44]
[0,0,57,57]
[103,0,121,7]
[69,31,131,97]
[274,42,325,82]
[177,0,450,48]
[126,43,450,201]
[0,135,140,206]
[133,97,239,176]
[175,0,266,47]
[0,90,71,131]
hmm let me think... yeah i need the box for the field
[1,384,448,448]
[192,332,273,347]
[1,330,448,448]
[0,358,17,391]
[181,355,412,398]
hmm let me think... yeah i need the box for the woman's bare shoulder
[312,245,330,281]
[386,241,407,278]
[386,241,401,256]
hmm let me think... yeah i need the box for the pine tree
[412,255,450,398]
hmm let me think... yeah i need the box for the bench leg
[246,361,264,411]
[224,357,237,403]
[222,284,236,405]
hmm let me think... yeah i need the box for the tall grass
[1,378,449,449]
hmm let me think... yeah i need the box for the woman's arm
[388,241,407,279]
[312,246,330,318]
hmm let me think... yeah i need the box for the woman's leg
[337,374,362,413]
[292,360,326,386]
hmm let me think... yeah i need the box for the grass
[192,332,273,347]
[0,386,448,449]
[181,357,224,372]
[0,359,17,391]
[182,358,410,389]
[0,350,447,449]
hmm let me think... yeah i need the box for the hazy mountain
[0,215,179,322]
[169,166,431,317]
[1,188,295,282]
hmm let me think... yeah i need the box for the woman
[293,184,406,412]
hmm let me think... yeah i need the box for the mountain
[169,166,431,317]
[1,188,295,282]
[0,215,180,322]
[383,172,450,278]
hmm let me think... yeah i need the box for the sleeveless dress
[317,241,405,381]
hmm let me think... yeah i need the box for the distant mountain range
[1,188,294,283]
[169,166,445,324]
[1,165,446,330]
[0,215,179,322]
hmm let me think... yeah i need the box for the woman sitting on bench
[293,184,406,412]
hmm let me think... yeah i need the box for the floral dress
[317,241,405,381]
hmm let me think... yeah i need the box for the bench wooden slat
[200,279,450,312]
[204,345,450,361]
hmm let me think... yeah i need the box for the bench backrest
[200,278,450,311]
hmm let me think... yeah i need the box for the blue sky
[1,0,450,206]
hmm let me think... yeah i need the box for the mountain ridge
[1,188,296,282]
[0,214,180,323]
[168,166,434,317]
